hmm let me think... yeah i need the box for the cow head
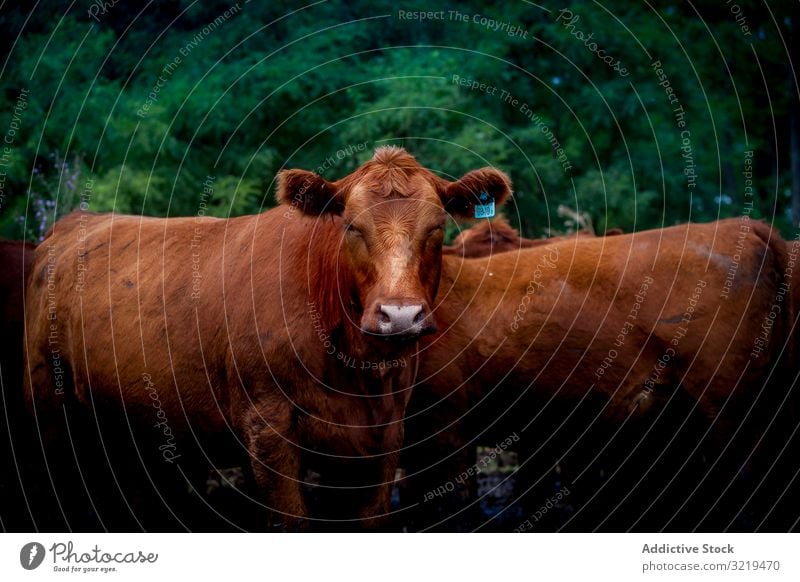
[447,215,523,257]
[277,146,511,340]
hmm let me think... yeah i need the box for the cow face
[277,146,511,339]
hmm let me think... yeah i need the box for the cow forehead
[345,180,444,226]
[348,172,438,201]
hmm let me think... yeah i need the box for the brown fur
[406,218,797,528]
[429,218,792,422]
[444,215,608,258]
[23,148,511,530]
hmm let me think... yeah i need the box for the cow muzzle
[362,300,436,339]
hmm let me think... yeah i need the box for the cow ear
[439,168,512,218]
[276,169,344,215]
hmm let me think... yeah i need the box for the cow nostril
[374,303,427,336]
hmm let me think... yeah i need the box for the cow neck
[337,307,419,395]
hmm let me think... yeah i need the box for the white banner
[0,534,797,581]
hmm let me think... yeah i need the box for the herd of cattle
[1,147,799,532]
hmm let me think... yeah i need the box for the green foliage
[0,0,795,240]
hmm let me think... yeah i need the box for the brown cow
[404,218,799,530]
[23,147,511,530]
[444,215,621,258]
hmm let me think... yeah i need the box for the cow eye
[346,224,363,237]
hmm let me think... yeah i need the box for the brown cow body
[444,215,619,258]
[23,147,511,530]
[405,218,797,530]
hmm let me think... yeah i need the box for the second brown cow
[404,218,799,531]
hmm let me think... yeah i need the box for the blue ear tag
[474,191,495,219]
